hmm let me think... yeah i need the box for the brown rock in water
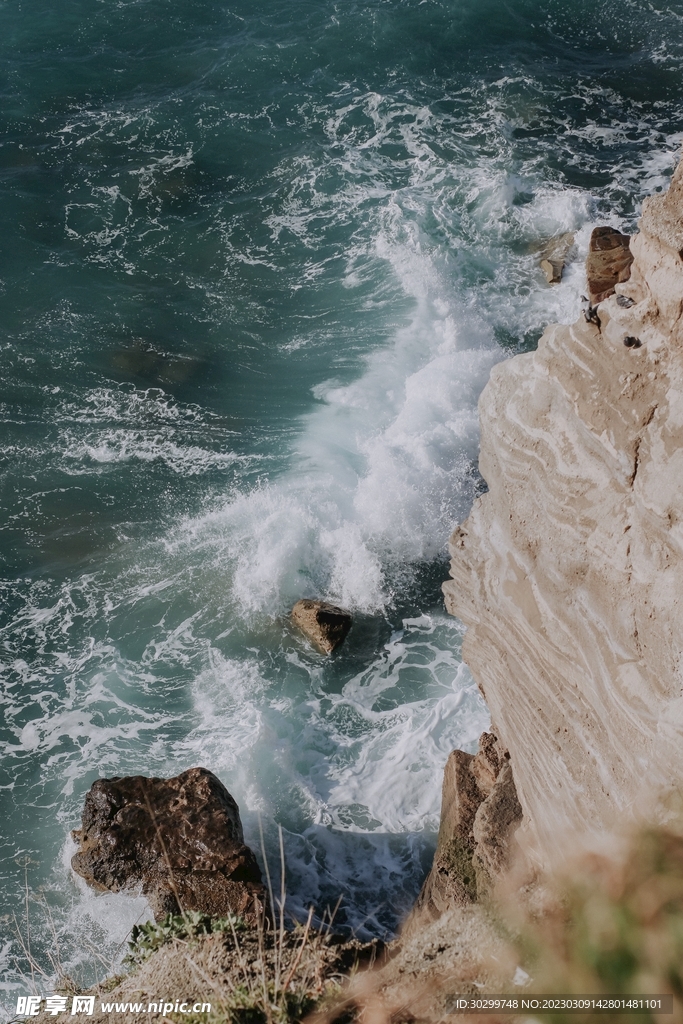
[71,767,265,921]
[291,599,352,654]
[410,733,522,925]
[539,231,575,284]
[586,225,633,304]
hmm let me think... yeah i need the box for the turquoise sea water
[2,0,683,1004]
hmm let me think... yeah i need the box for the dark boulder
[71,767,265,922]
[291,599,352,654]
[586,226,633,305]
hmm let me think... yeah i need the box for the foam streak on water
[1,0,683,1005]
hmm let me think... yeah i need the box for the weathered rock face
[539,232,576,284]
[71,767,265,921]
[472,762,523,889]
[444,154,683,869]
[412,733,522,921]
[291,599,352,653]
[586,225,633,303]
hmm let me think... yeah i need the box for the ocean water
[1,0,683,1004]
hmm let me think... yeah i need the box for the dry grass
[6,858,91,1005]
[165,920,380,1024]
[73,909,382,1024]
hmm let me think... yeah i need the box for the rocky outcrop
[291,599,352,653]
[539,232,576,284]
[444,153,683,869]
[71,768,265,921]
[586,225,633,303]
[412,733,522,921]
[472,762,523,890]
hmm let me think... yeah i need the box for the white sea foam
[169,612,488,934]
[41,386,244,476]
[323,637,485,833]
[56,386,210,425]
[173,206,505,614]
[61,428,240,476]
[59,836,154,976]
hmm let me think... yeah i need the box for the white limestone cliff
[444,154,683,868]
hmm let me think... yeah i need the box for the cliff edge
[444,154,683,867]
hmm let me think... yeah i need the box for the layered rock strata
[413,732,522,921]
[71,767,265,920]
[444,154,683,868]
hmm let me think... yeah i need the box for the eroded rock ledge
[444,153,683,868]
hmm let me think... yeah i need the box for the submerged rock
[539,232,576,284]
[291,599,352,654]
[586,225,633,304]
[71,767,265,921]
[111,343,205,387]
[410,732,522,924]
